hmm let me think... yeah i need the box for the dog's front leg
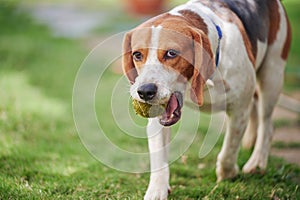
[144,118,170,200]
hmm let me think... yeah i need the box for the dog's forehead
[131,28,192,52]
[131,15,193,51]
[131,28,152,50]
[158,28,193,50]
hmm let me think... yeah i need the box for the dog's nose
[137,83,158,101]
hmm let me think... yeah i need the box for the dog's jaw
[159,91,183,126]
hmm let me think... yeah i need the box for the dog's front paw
[144,184,170,200]
[216,162,239,182]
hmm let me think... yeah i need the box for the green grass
[282,0,300,91]
[272,141,300,149]
[0,1,299,199]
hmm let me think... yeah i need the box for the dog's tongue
[160,92,183,126]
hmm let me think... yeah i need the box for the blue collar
[214,24,222,68]
[208,24,222,80]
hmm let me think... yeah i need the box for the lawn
[0,1,299,199]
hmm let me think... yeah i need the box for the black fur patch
[221,0,270,57]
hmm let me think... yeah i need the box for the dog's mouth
[159,91,183,126]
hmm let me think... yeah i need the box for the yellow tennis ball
[132,99,165,118]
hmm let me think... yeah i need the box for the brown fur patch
[281,11,292,60]
[199,33,215,80]
[268,0,280,44]
[178,10,208,35]
[189,27,215,106]
[236,21,256,67]
[122,31,138,84]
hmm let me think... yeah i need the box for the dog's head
[122,14,215,126]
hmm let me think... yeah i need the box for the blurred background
[0,0,299,199]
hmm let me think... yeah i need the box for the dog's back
[184,0,291,68]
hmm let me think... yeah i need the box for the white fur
[256,40,268,69]
[144,118,170,200]
[209,16,256,180]
[202,18,256,109]
[146,26,162,65]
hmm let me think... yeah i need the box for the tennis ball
[132,99,166,118]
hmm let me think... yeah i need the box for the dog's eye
[165,49,179,59]
[132,51,143,61]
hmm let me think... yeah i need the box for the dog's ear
[122,31,138,84]
[189,28,215,106]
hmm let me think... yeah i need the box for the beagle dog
[122,0,291,199]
